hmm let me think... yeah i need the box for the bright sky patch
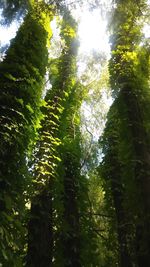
[78,9,110,55]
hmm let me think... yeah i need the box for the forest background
[0,0,150,266]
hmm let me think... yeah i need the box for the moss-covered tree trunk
[104,0,150,266]
[121,86,150,267]
[26,189,53,267]
[0,3,52,264]
[58,88,82,266]
[26,9,80,266]
[100,99,133,267]
[60,144,81,267]
[109,162,132,267]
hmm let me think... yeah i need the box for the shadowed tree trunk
[26,189,53,267]
[108,0,150,265]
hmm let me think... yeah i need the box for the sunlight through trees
[0,0,150,266]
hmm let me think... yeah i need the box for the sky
[0,8,110,53]
[78,9,110,55]
[0,21,18,45]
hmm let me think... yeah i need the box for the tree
[100,97,134,267]
[100,0,150,266]
[56,82,83,267]
[0,2,52,265]
[26,8,82,267]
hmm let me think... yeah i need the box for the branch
[92,228,108,241]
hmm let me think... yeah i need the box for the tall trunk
[62,153,81,267]
[26,189,53,267]
[122,87,150,266]
[0,5,51,263]
[26,96,61,266]
[57,80,82,266]
[101,103,133,267]
[108,0,150,265]
[111,169,132,267]
[26,9,79,266]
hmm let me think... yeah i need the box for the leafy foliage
[0,0,150,266]
[26,8,83,267]
[100,0,150,266]
[0,0,29,25]
[0,4,52,265]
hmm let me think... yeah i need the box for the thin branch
[92,228,108,241]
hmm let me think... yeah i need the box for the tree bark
[26,189,53,267]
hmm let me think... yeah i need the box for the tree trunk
[62,155,81,267]
[26,190,53,267]
[0,8,50,263]
[122,87,150,267]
